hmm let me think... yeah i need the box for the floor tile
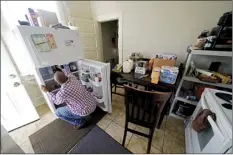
[36,112,57,130]
[134,125,164,151]
[159,115,167,131]
[163,135,185,153]
[97,116,112,130]
[105,122,132,146]
[36,104,50,117]
[112,99,125,110]
[19,140,34,153]
[112,87,125,95]
[9,122,39,146]
[113,112,137,129]
[127,134,162,154]
[106,106,124,120]
[164,129,185,144]
[162,116,185,153]
[166,116,184,133]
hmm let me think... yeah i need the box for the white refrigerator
[16,26,112,115]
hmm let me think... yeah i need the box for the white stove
[185,88,232,154]
[208,89,232,138]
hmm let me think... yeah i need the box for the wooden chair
[111,72,128,96]
[122,85,171,153]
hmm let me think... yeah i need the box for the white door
[1,42,39,132]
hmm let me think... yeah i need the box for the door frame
[95,12,123,64]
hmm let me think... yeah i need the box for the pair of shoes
[73,122,86,130]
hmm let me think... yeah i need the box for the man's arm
[47,91,66,105]
[56,65,77,80]
[41,85,66,105]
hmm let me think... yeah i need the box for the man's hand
[55,65,63,72]
[41,85,50,93]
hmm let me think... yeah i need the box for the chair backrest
[124,85,171,129]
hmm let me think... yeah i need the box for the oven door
[187,95,229,153]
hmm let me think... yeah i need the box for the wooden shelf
[183,76,232,89]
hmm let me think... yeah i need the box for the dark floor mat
[29,108,106,153]
[69,126,132,154]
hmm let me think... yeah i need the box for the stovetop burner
[215,92,232,103]
[222,103,232,110]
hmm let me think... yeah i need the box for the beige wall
[91,1,232,64]
[64,1,102,61]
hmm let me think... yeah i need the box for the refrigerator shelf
[44,71,79,82]
[94,96,104,103]
[71,70,79,74]
[51,88,60,93]
[44,78,54,82]
[89,79,102,87]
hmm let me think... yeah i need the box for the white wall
[91,1,232,64]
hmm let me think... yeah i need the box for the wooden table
[111,64,183,129]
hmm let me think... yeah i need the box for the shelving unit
[169,48,232,120]
[183,76,232,89]
[176,96,198,106]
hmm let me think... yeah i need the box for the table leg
[157,94,173,129]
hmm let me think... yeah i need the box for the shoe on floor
[73,122,86,130]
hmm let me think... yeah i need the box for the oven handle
[207,116,225,141]
[201,96,225,141]
[200,95,209,109]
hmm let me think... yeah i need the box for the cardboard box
[152,58,176,68]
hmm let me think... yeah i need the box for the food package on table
[159,66,179,84]
[151,67,161,84]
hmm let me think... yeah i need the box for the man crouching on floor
[41,66,97,129]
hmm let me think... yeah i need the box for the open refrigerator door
[77,60,112,113]
[35,59,112,114]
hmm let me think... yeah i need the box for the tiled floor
[97,88,185,154]
[9,104,56,153]
[9,88,185,154]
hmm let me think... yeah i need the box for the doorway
[100,20,119,67]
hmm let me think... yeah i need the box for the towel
[192,109,216,133]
